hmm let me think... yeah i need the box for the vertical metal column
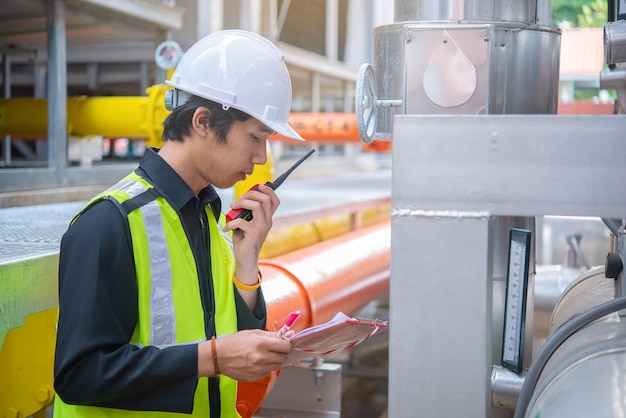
[326,0,339,61]
[2,55,10,166]
[46,0,68,180]
[198,0,223,38]
[389,209,494,417]
[223,0,241,30]
[311,71,321,112]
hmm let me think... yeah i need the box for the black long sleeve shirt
[54,148,266,413]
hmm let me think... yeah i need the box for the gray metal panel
[405,25,489,114]
[392,114,626,219]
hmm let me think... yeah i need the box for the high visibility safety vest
[54,172,240,417]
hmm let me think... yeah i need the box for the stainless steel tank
[525,266,626,417]
[533,265,584,350]
[394,0,538,23]
[370,1,560,139]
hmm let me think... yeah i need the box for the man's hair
[162,95,252,143]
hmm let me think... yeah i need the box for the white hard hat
[165,30,304,141]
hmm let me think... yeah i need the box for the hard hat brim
[268,120,305,141]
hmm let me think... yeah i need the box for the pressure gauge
[154,40,183,70]
[501,228,532,374]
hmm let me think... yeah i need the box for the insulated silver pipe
[605,20,626,65]
[600,68,626,91]
[492,365,525,411]
[394,0,538,23]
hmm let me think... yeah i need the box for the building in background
[558,27,615,114]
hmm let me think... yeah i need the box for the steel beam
[392,114,626,219]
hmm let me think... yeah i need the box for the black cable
[609,0,616,23]
[514,296,626,418]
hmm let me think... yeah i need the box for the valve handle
[355,63,378,144]
[355,63,403,144]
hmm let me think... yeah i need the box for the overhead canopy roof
[0,0,357,108]
[0,0,184,54]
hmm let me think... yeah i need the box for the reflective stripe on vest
[54,173,240,418]
[114,178,178,346]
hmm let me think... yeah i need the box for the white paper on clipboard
[283,312,389,366]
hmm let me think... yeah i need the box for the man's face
[195,117,273,189]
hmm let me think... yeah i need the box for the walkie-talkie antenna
[225,148,316,223]
[268,149,315,189]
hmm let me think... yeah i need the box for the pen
[276,310,300,338]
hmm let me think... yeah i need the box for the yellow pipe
[69,85,171,147]
[0,98,48,137]
[0,90,392,153]
[0,85,171,147]
[0,86,277,186]
[260,201,391,259]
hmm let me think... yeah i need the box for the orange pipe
[237,220,390,417]
[271,113,391,152]
[271,113,359,144]
[261,219,390,333]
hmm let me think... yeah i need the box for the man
[53,30,304,417]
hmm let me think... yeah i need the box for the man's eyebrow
[257,125,276,135]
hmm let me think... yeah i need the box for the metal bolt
[35,386,53,403]
[5,406,22,418]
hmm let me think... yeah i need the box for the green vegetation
[553,0,615,103]
[552,0,608,28]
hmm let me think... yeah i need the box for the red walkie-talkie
[225,149,315,223]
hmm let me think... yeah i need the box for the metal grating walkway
[0,201,85,264]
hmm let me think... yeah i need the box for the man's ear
[191,107,211,136]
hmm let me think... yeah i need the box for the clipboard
[283,312,389,366]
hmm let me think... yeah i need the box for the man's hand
[223,184,280,309]
[223,184,279,253]
[198,330,292,381]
